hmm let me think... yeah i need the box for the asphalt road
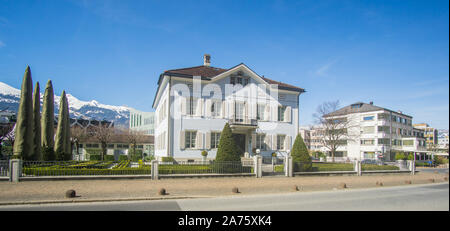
[0,182,448,211]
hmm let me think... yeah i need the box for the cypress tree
[13,66,34,160]
[215,123,240,162]
[291,133,312,171]
[41,80,55,160]
[63,94,72,160]
[32,81,41,160]
[54,90,67,161]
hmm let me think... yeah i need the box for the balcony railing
[229,116,258,126]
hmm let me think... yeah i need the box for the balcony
[229,116,258,132]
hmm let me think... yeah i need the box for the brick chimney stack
[204,54,211,66]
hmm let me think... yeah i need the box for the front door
[232,134,246,157]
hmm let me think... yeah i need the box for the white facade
[152,63,303,161]
[304,102,427,162]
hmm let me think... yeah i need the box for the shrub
[42,145,55,161]
[118,155,128,161]
[216,123,240,162]
[201,150,208,157]
[161,156,175,162]
[89,154,102,161]
[291,134,312,171]
[272,152,277,157]
[407,153,414,160]
[395,153,406,161]
[104,155,115,161]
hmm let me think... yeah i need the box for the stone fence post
[254,155,262,178]
[408,160,415,175]
[151,160,159,180]
[9,159,22,182]
[285,156,293,177]
[354,160,361,176]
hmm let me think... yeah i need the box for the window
[362,126,375,134]
[378,126,390,133]
[256,134,266,150]
[107,144,114,149]
[230,77,248,86]
[210,132,221,149]
[360,139,375,145]
[351,104,362,109]
[363,116,374,121]
[257,104,265,120]
[277,135,286,150]
[378,138,390,145]
[211,101,222,117]
[278,106,286,122]
[187,97,197,115]
[235,102,244,122]
[185,131,197,149]
[230,77,235,85]
[403,140,413,146]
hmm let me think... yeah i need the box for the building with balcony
[152,54,305,161]
[413,123,439,148]
[304,102,427,162]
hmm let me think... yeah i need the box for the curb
[0,195,210,206]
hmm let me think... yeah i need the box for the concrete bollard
[408,160,415,175]
[354,160,361,176]
[151,160,159,180]
[284,156,293,177]
[9,159,22,183]
[254,155,262,178]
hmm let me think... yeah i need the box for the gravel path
[0,171,448,204]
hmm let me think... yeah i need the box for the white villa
[152,54,305,161]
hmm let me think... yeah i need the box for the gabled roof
[153,63,305,108]
[324,102,412,118]
[161,64,305,92]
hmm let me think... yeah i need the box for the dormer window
[351,103,362,109]
[230,76,249,86]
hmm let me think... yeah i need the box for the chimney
[369,101,373,105]
[203,54,211,66]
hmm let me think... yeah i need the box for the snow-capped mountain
[0,81,131,127]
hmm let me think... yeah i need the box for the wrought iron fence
[158,161,253,175]
[0,160,8,177]
[21,160,152,177]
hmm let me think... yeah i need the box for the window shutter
[181,97,186,115]
[205,99,212,117]
[195,132,203,149]
[196,98,203,116]
[205,132,211,149]
[222,101,227,118]
[285,106,292,123]
[229,101,235,119]
[244,102,249,123]
[252,102,257,120]
[273,106,278,122]
[252,134,256,149]
[284,135,291,151]
[264,105,270,121]
[180,131,185,150]
[273,134,278,150]
[265,135,272,150]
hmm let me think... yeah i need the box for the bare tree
[313,100,355,162]
[89,125,114,161]
[124,128,147,160]
[0,123,14,157]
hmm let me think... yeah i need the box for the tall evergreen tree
[41,80,55,160]
[32,82,41,160]
[54,90,68,161]
[13,66,34,160]
[215,123,240,162]
[291,133,312,171]
[63,94,72,160]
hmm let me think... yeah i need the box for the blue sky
[0,0,448,129]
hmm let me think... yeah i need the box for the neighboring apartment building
[437,129,449,149]
[413,123,439,148]
[129,108,155,135]
[152,54,305,161]
[304,102,427,162]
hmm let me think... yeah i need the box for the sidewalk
[0,171,448,205]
